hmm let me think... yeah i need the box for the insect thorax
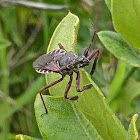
[59,51,79,75]
[59,52,89,75]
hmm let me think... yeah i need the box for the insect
[33,27,99,114]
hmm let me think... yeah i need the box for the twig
[0,0,68,11]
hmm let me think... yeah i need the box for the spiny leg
[82,48,89,57]
[58,43,66,51]
[87,49,99,76]
[40,75,65,115]
[76,71,93,92]
[64,73,78,101]
[90,56,98,76]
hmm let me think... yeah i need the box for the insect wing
[45,61,60,71]
[33,54,53,69]
[33,54,60,74]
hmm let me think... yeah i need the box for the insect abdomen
[36,69,54,74]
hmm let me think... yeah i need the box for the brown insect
[33,27,99,114]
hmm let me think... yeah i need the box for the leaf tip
[15,134,21,139]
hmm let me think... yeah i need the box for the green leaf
[0,39,11,49]
[126,114,139,140]
[43,12,127,139]
[105,0,111,10]
[112,0,140,49]
[107,61,126,103]
[111,79,140,118]
[98,31,140,67]
[47,11,79,54]
[35,95,102,140]
[0,8,23,47]
[15,134,41,140]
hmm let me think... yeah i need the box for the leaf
[47,11,78,53]
[107,60,126,103]
[111,79,140,118]
[126,114,139,140]
[74,70,127,140]
[0,8,23,47]
[112,0,140,49]
[104,0,111,10]
[43,12,127,139]
[98,31,140,67]
[15,134,41,140]
[35,95,102,140]
[0,39,11,49]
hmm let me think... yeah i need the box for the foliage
[0,0,140,139]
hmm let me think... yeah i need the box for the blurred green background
[0,0,140,139]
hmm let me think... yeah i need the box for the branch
[0,0,68,11]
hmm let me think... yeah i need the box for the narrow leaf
[98,31,140,67]
[107,60,126,103]
[15,134,41,140]
[0,39,11,49]
[126,114,139,140]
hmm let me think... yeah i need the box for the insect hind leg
[58,43,67,51]
[82,48,89,57]
[39,75,65,115]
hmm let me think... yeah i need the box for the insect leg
[87,49,99,76]
[40,75,65,114]
[64,73,78,101]
[58,43,67,51]
[82,48,89,57]
[83,23,96,57]
[76,71,93,92]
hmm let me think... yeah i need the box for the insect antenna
[88,20,99,77]
[88,19,96,50]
